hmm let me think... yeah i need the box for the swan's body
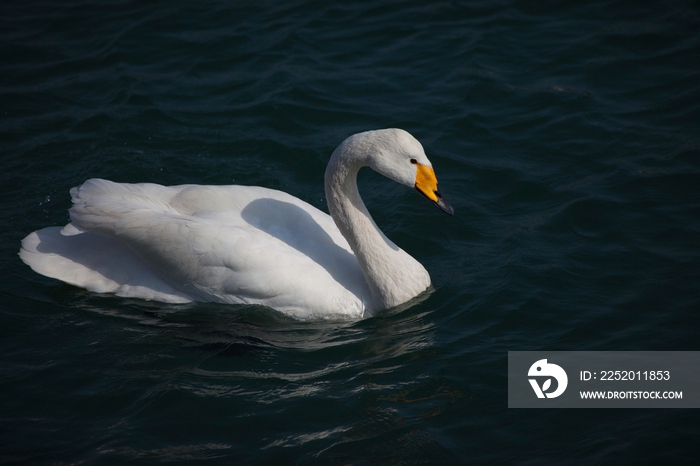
[20,129,452,320]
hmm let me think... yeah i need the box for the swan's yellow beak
[414,163,454,216]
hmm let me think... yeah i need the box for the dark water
[2,0,699,464]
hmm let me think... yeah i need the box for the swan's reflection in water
[76,297,458,462]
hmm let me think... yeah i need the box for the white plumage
[20,129,452,320]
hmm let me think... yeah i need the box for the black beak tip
[436,198,454,216]
[414,185,454,216]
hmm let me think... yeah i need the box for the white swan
[20,129,453,320]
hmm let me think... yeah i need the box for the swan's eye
[410,158,417,164]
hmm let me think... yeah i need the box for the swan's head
[351,129,454,216]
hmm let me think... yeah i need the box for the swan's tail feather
[19,226,192,303]
[68,179,179,238]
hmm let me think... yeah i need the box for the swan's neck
[324,147,430,312]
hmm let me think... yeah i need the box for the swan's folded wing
[69,188,254,298]
[67,179,369,312]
